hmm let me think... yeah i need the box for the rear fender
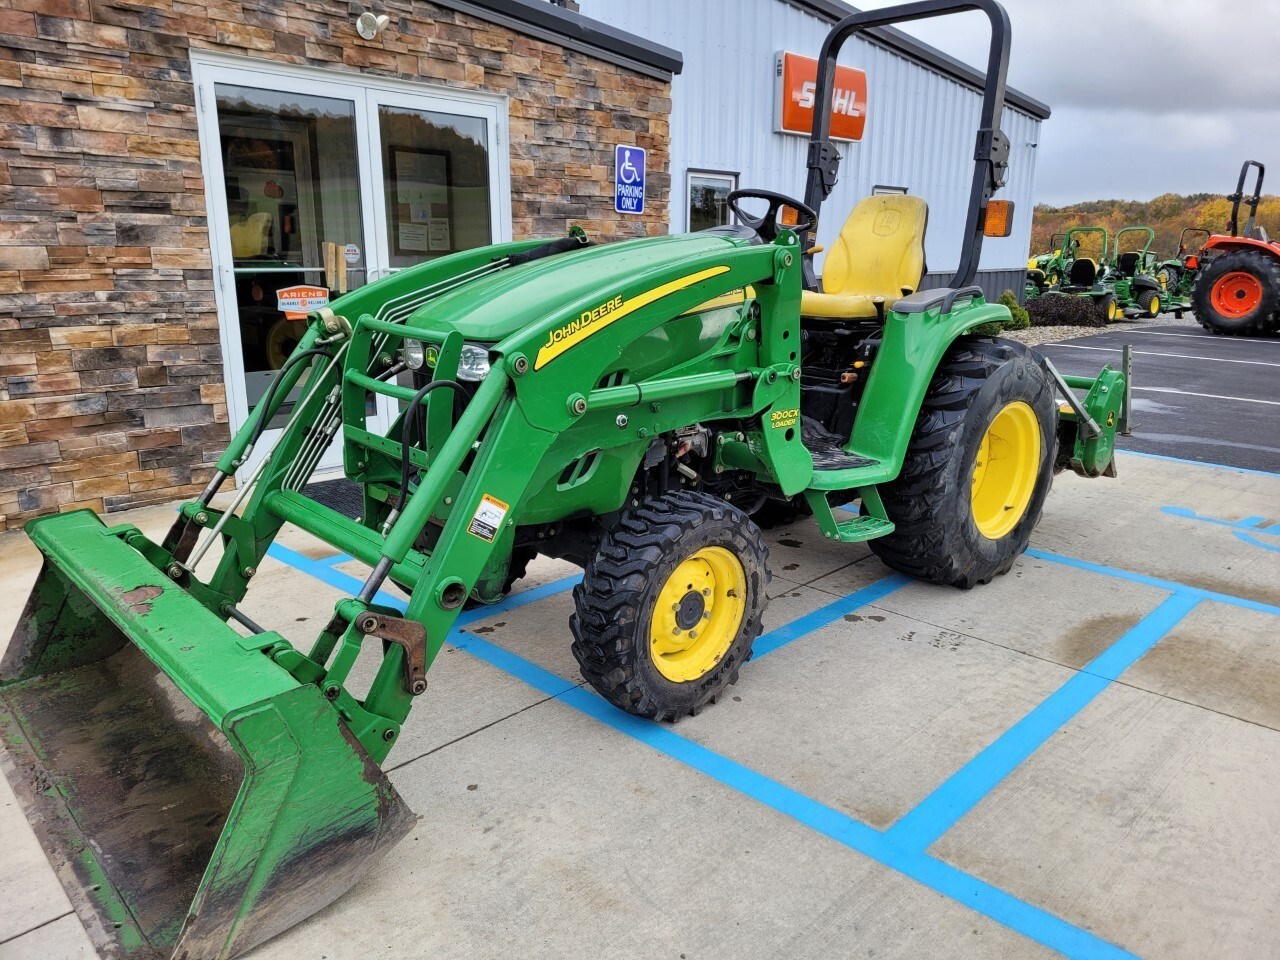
[846,289,1011,483]
[1201,235,1280,257]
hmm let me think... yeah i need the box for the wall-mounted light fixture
[356,11,391,41]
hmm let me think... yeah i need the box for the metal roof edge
[430,0,684,81]
[782,0,1052,120]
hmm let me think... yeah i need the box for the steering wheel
[726,189,818,242]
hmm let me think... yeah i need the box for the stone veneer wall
[0,0,672,532]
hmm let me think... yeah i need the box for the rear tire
[1137,288,1161,319]
[1191,249,1280,336]
[571,491,769,721]
[869,337,1057,589]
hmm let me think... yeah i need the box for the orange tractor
[1192,160,1280,336]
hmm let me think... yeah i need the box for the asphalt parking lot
[2,446,1278,960]
[1036,320,1280,472]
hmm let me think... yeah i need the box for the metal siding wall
[584,0,1042,273]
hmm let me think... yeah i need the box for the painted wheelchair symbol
[1161,506,1280,554]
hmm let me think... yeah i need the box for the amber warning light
[982,200,1014,238]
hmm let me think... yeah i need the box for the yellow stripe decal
[534,265,731,370]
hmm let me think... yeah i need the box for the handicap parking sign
[614,144,646,215]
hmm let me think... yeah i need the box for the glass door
[366,89,503,283]
[193,58,508,481]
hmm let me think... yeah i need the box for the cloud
[857,0,1280,203]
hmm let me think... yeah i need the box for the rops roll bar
[1227,160,1265,238]
[801,0,1012,289]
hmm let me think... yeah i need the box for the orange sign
[276,285,329,319]
[774,51,867,142]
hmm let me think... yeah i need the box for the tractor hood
[403,233,745,343]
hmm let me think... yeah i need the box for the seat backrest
[1069,257,1097,287]
[1117,252,1139,276]
[821,195,928,299]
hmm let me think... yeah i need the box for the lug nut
[616,414,629,428]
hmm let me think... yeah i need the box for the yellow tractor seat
[801,194,928,320]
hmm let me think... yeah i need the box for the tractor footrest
[829,514,895,543]
[804,417,878,472]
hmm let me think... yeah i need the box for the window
[687,170,738,232]
[872,184,909,195]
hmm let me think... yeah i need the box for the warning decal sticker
[468,493,510,542]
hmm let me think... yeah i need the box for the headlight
[403,339,425,370]
[457,343,492,382]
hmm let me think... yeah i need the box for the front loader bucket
[0,511,415,960]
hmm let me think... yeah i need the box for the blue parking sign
[614,144,646,215]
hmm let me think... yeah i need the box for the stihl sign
[774,51,867,142]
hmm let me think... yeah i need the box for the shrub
[998,289,1031,330]
[1026,294,1109,328]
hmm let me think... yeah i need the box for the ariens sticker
[534,265,731,370]
[468,493,510,542]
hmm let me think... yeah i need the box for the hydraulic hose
[391,378,466,519]
[246,347,335,453]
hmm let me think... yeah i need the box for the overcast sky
[858,0,1280,206]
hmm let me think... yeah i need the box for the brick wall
[0,0,672,532]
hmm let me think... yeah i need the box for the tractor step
[801,488,895,543]
[827,513,896,543]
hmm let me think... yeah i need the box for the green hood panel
[404,232,745,342]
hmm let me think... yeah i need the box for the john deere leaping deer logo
[873,210,902,236]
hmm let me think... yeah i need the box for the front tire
[1191,249,1280,336]
[571,491,769,721]
[869,337,1057,589]
[1097,292,1121,321]
[1137,288,1161,319]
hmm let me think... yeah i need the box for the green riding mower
[1032,225,1121,319]
[1102,226,1164,318]
[1023,232,1077,301]
[0,2,1128,958]
[1154,227,1210,318]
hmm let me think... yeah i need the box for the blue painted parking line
[1028,548,1280,616]
[753,574,910,658]
[885,592,1201,852]
[266,544,580,623]
[1117,449,1280,480]
[270,545,1139,959]
[451,627,1139,960]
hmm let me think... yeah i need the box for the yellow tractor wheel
[571,491,769,721]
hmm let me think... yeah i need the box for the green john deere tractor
[1034,225,1121,318]
[0,2,1127,958]
[1024,231,1077,300]
[1102,226,1164,318]
[1154,227,1210,318]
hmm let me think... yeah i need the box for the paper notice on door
[398,223,430,252]
[428,219,450,251]
[467,493,509,542]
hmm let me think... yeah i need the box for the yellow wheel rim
[1149,296,1160,315]
[970,401,1042,540]
[1107,299,1120,320]
[649,546,746,683]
